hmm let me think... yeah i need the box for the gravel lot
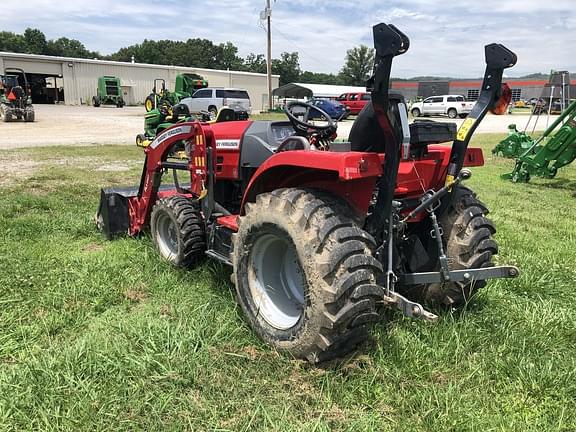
[0,104,560,149]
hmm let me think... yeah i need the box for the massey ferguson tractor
[97,23,520,362]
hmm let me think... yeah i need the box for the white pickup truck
[410,95,475,119]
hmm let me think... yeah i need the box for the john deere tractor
[92,76,125,108]
[144,74,208,112]
[0,68,35,122]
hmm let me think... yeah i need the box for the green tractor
[0,68,35,122]
[92,76,125,108]
[136,103,210,147]
[144,74,208,112]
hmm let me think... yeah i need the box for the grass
[0,135,575,431]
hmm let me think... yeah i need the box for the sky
[1,0,575,78]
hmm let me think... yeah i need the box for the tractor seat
[170,104,191,122]
[276,136,311,152]
[215,107,237,123]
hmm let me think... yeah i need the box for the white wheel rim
[248,233,305,330]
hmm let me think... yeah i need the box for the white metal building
[0,52,279,111]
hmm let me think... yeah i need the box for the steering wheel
[285,101,337,137]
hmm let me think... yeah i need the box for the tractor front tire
[419,186,498,306]
[145,95,156,112]
[2,109,12,122]
[24,110,35,122]
[93,97,101,108]
[232,188,383,363]
[150,196,206,267]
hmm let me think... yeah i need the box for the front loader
[503,99,576,182]
[97,23,519,362]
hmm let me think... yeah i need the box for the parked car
[180,87,251,116]
[410,94,475,119]
[306,98,349,120]
[336,92,371,115]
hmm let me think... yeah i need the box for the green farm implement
[92,76,125,108]
[492,124,536,158]
[503,99,576,182]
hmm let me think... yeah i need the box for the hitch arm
[446,44,517,182]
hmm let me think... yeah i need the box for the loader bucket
[96,187,138,239]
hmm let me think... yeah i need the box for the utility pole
[265,0,273,111]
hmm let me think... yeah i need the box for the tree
[272,52,301,86]
[46,37,98,58]
[299,71,343,85]
[339,45,374,86]
[23,28,47,54]
[216,42,244,70]
[0,31,26,53]
[244,53,267,74]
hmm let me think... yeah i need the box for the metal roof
[273,82,367,98]
[0,51,279,78]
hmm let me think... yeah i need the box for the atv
[98,23,519,362]
[0,68,35,122]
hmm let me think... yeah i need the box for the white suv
[181,88,252,116]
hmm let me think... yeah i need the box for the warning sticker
[456,118,475,141]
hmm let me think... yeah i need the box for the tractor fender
[240,150,382,217]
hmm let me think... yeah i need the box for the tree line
[0,28,375,87]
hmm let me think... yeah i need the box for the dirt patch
[0,158,42,187]
[82,243,105,253]
[124,287,148,303]
[94,163,131,172]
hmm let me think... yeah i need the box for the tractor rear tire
[150,196,206,267]
[418,185,498,307]
[24,111,35,122]
[232,188,383,363]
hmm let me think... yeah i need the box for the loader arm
[97,122,213,238]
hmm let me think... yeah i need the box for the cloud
[0,0,574,77]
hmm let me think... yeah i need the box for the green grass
[0,135,575,431]
[250,111,289,121]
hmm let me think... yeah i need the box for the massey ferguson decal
[215,139,241,149]
[150,125,193,149]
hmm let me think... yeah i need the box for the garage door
[4,59,63,76]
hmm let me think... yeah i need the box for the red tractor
[97,23,519,362]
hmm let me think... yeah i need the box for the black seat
[276,136,310,152]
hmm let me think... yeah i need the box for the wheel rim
[155,212,179,259]
[146,99,153,111]
[248,233,305,330]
